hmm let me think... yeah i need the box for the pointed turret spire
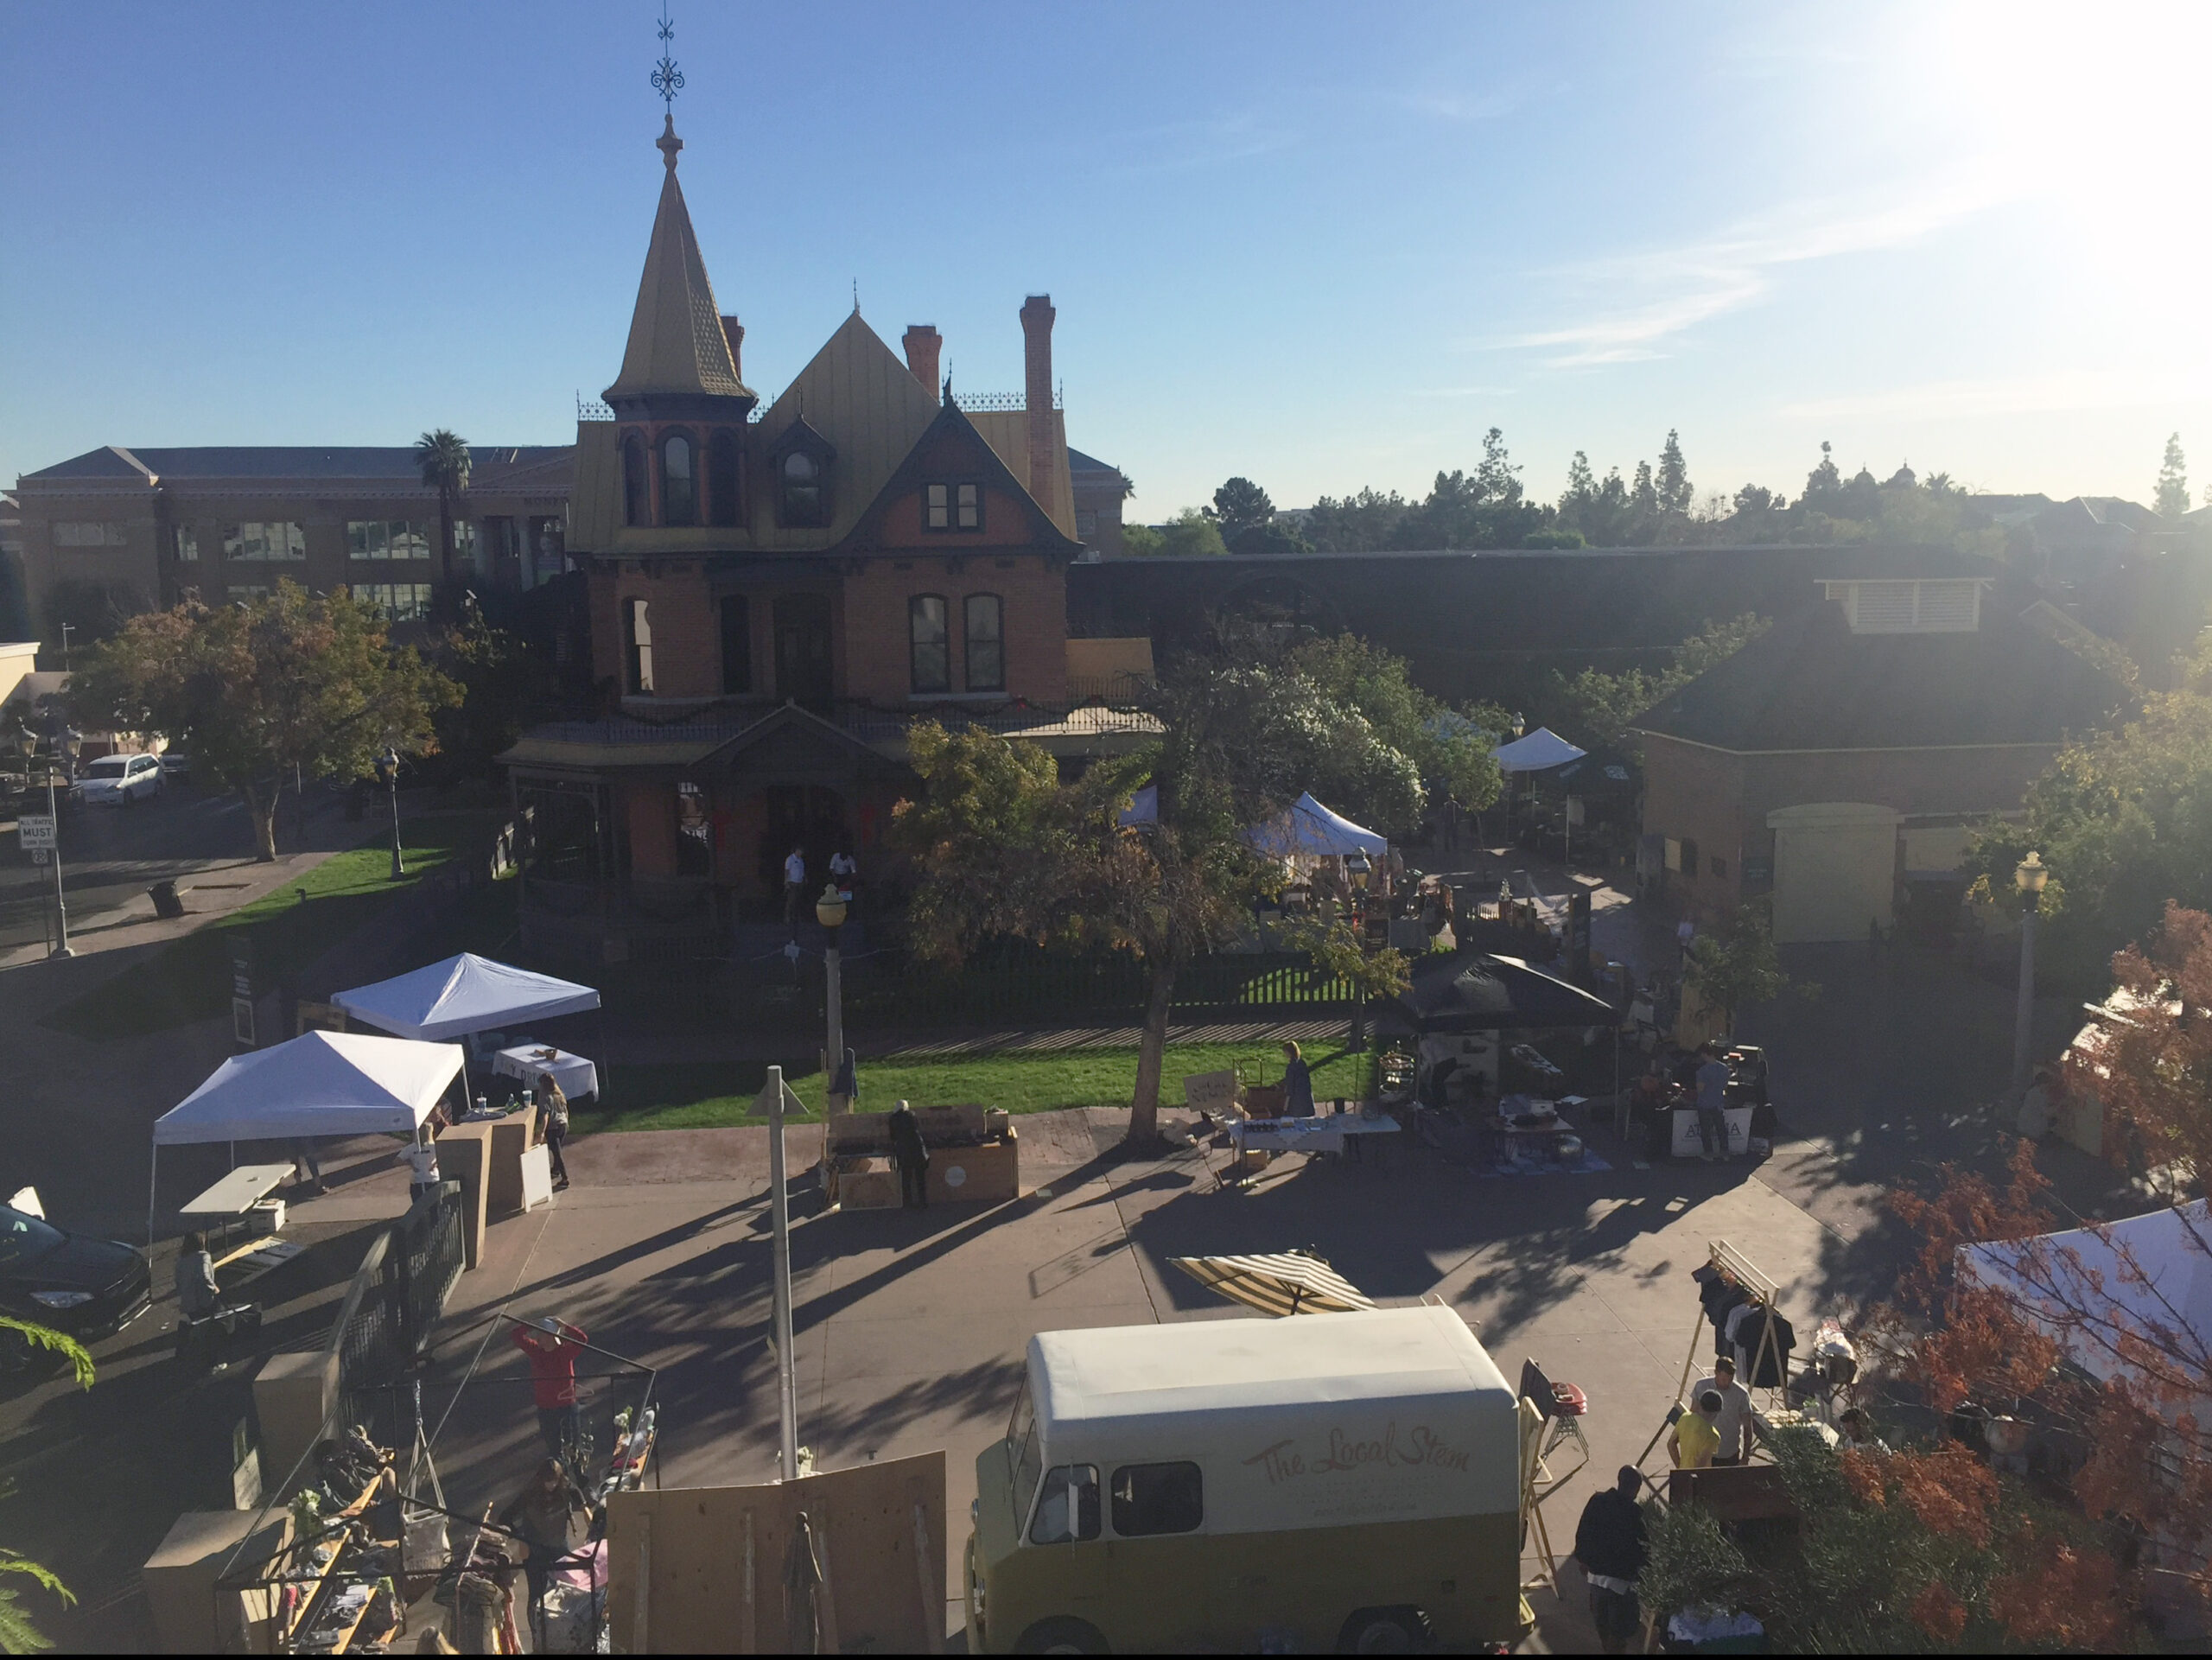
[602,118,752,404]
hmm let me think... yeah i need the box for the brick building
[10,445,574,637]
[1630,562,2132,944]
[503,118,1149,964]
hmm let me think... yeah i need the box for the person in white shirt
[828,848,858,911]
[404,1133,442,1204]
[1693,1356,1755,1465]
[783,847,806,929]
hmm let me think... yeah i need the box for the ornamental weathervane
[651,1,683,111]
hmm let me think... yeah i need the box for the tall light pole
[817,881,849,1099]
[376,745,404,879]
[16,725,71,957]
[2012,851,2049,1097]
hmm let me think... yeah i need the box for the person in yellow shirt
[1669,1390,1725,1469]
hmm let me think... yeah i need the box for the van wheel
[1016,1616,1109,1654]
[1338,1606,1431,1655]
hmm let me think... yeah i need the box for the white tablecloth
[1232,1114,1402,1155]
[493,1045,599,1101]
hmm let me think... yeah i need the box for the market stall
[150,1031,465,1243]
[334,954,602,1097]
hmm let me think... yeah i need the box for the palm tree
[413,430,473,582]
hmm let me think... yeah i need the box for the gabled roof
[1630,592,2132,753]
[847,397,1084,557]
[603,118,751,403]
[750,310,940,549]
[1067,446,1121,474]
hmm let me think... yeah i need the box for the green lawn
[571,1040,1373,1135]
[42,809,505,1040]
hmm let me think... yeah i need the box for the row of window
[173,582,431,623]
[54,521,129,546]
[620,429,746,529]
[169,521,471,563]
[620,591,1008,698]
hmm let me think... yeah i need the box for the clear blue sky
[4,2,2206,519]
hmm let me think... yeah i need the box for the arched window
[909,595,950,694]
[708,430,741,527]
[781,451,823,526]
[964,594,1004,692]
[621,434,648,527]
[661,432,696,526]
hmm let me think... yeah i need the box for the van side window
[1028,1465,1100,1545]
[1109,1462,1203,1536]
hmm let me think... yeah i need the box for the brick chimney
[1020,295,1056,505]
[901,325,943,400]
[719,315,745,382]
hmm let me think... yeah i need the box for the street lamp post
[817,881,849,1097]
[16,723,74,957]
[376,746,404,880]
[1344,853,1373,1059]
[2012,851,2049,1097]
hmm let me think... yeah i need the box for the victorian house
[504,118,1147,964]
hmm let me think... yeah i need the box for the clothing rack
[1637,1238,1789,1472]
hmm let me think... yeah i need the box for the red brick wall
[623,779,677,876]
[590,563,720,699]
[840,552,1067,704]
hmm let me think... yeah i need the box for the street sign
[17,815,54,851]
[29,849,48,866]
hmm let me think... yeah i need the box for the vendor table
[181,1164,296,1266]
[1232,1112,1402,1161]
[1670,1104,1754,1160]
[493,1043,598,1102]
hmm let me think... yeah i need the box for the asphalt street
[0,779,346,954]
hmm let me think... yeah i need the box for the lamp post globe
[815,883,849,932]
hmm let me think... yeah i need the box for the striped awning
[1170,1252,1376,1317]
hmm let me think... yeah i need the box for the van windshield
[1009,1380,1040,1521]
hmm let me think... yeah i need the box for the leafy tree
[1548,612,1771,755]
[1732,482,1781,514]
[1961,639,2196,975]
[414,429,472,583]
[0,1319,92,1653]
[1681,901,1806,1033]
[1522,528,1585,549]
[67,581,460,861]
[426,596,568,779]
[1302,487,1413,553]
[1630,459,1658,519]
[1283,633,1506,820]
[2158,432,2191,519]
[893,656,1419,1142]
[1226,519,1315,557]
[1802,439,1844,506]
[1205,477,1275,540]
[1124,509,1229,559]
[1656,429,1693,514]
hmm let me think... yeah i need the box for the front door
[773,594,834,709]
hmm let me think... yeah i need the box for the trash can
[149,880,184,919]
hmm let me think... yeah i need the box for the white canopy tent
[1491,727,1587,774]
[1243,792,1388,860]
[334,953,601,1042]
[1961,1200,2212,1390]
[149,1030,465,1242]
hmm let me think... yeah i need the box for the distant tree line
[1128,431,2201,560]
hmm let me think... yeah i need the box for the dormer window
[770,417,836,530]
[925,482,981,532]
[1821,578,1984,633]
[661,431,696,526]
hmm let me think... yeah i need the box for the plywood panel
[606,1450,946,1654]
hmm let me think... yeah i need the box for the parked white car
[73,753,164,806]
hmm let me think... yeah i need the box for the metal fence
[327,1182,466,1421]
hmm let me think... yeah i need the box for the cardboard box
[143,1508,293,1654]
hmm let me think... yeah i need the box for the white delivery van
[965,1305,1530,1653]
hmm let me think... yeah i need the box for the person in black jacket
[1573,1466,1649,1654]
[889,1101,930,1210]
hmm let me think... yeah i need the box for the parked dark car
[0,1206,150,1371]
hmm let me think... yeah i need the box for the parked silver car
[72,752,164,806]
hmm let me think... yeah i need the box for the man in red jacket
[512,1315,588,1460]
